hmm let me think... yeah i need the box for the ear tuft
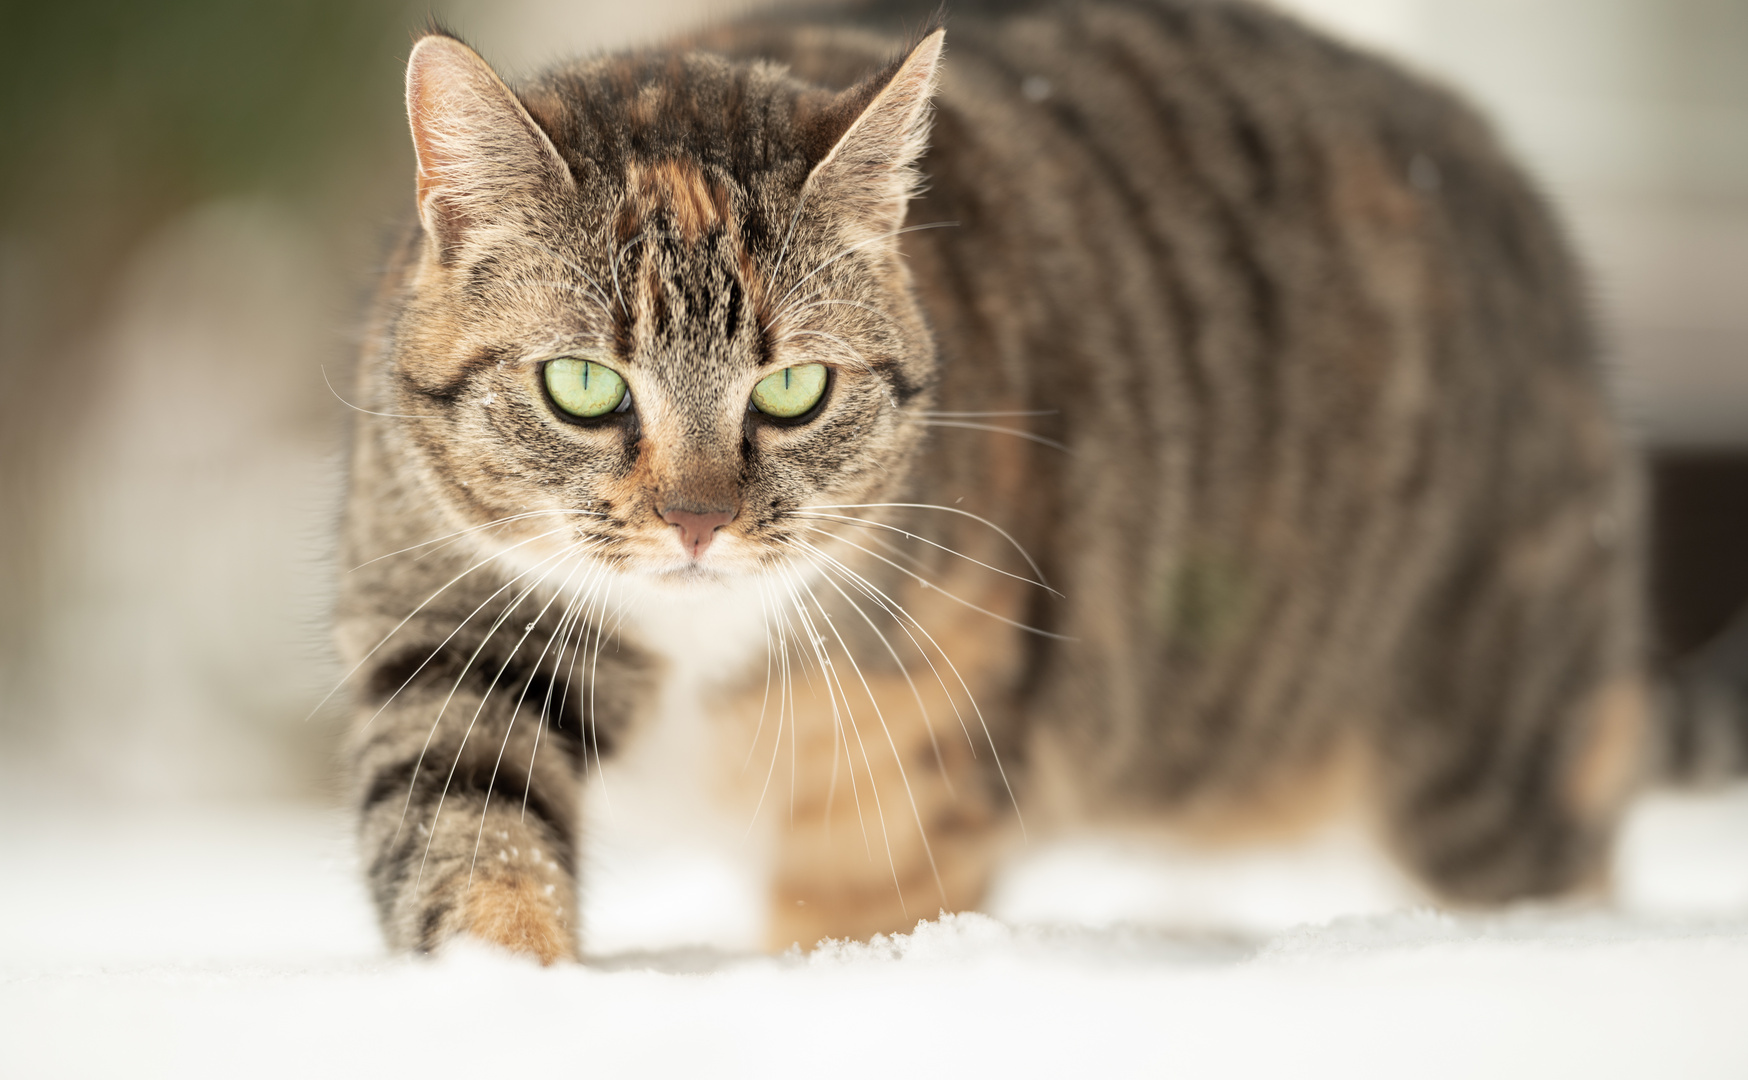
[805,29,945,238]
[405,34,573,262]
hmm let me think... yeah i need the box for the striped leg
[752,579,1022,949]
[1378,507,1647,904]
[354,661,584,964]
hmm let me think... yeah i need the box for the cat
[337,0,1650,964]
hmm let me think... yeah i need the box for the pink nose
[659,506,736,559]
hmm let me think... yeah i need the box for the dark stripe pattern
[339,0,1647,960]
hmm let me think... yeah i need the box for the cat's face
[380,34,943,586]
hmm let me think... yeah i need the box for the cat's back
[715,0,1607,583]
[713,0,1595,450]
[716,0,1630,844]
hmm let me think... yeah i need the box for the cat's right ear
[405,33,574,264]
[803,29,945,242]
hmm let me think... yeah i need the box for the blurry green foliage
[0,0,421,247]
[0,0,426,715]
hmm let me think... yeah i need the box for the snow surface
[4,788,1748,1078]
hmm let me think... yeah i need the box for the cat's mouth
[632,527,775,584]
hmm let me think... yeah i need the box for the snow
[3,788,1747,1078]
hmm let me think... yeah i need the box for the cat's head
[377,29,944,586]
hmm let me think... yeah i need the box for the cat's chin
[641,561,735,587]
[632,551,784,589]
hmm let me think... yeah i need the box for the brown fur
[736,553,1025,945]
[338,1,1647,962]
[466,875,576,965]
[1569,677,1650,822]
[629,159,726,244]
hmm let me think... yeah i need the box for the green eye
[544,358,628,419]
[751,364,828,419]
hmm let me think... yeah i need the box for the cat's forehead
[501,57,820,339]
[525,52,823,189]
[503,69,833,376]
[621,158,731,245]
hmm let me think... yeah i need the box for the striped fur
[338,0,1646,961]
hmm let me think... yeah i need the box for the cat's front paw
[457,874,577,965]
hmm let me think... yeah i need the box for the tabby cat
[337,0,1648,963]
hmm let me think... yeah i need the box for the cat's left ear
[405,33,575,264]
[805,28,944,239]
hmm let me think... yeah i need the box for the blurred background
[1,0,1744,811]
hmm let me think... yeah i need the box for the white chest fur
[577,573,778,955]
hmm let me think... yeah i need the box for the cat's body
[339,0,1646,962]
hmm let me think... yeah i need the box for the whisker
[792,543,955,799]
[584,571,623,805]
[404,548,578,887]
[542,560,611,822]
[503,551,597,771]
[772,573,835,810]
[908,409,1060,419]
[741,578,790,840]
[850,525,936,577]
[407,514,605,569]
[611,234,648,317]
[770,328,873,370]
[310,525,581,723]
[800,501,1051,589]
[766,221,960,330]
[803,527,1071,641]
[522,565,597,826]
[786,565,933,908]
[792,537,1026,837]
[778,565,874,861]
[350,509,602,573]
[522,553,620,834]
[781,297,900,331]
[496,278,616,327]
[505,237,615,309]
[357,532,589,741]
[762,580,813,827]
[792,511,1061,597]
[744,579,779,774]
[770,186,810,283]
[321,364,435,421]
[465,552,591,888]
[790,531,978,758]
[774,580,800,824]
[907,418,1072,454]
